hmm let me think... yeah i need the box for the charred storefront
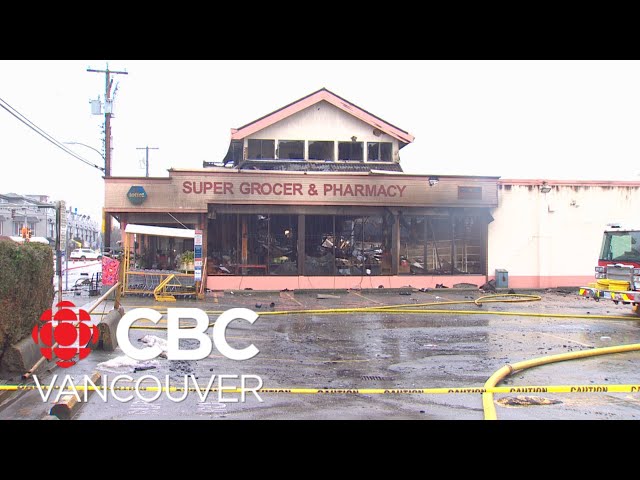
[105,170,498,291]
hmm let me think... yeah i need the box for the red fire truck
[578,224,640,315]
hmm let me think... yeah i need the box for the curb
[0,336,48,374]
[98,307,125,351]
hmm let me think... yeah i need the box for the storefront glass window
[207,214,239,274]
[453,215,483,274]
[399,215,427,274]
[305,215,335,275]
[267,214,298,275]
[207,213,297,275]
[335,215,390,275]
[303,214,390,275]
[400,214,484,275]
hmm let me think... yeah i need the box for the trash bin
[495,269,508,288]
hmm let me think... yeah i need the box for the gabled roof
[230,88,415,145]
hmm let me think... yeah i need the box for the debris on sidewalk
[479,279,496,292]
[453,282,478,288]
[133,365,157,373]
[496,396,562,407]
[317,294,341,299]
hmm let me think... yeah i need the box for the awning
[124,223,196,239]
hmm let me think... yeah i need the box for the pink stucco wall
[207,275,487,291]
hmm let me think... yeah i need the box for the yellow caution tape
[1,384,639,394]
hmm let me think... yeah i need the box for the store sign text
[182,181,407,198]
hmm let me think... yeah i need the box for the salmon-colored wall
[207,275,486,291]
[492,275,594,289]
[206,274,593,291]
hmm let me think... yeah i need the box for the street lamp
[63,141,106,163]
[64,141,107,251]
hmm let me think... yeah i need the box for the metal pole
[56,203,62,304]
[65,227,69,291]
[88,65,128,250]
[137,146,159,178]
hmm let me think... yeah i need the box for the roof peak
[231,88,414,145]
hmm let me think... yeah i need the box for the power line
[0,96,104,172]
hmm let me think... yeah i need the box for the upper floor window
[13,222,35,236]
[308,141,334,161]
[277,140,304,160]
[338,141,363,161]
[367,142,392,162]
[247,139,275,160]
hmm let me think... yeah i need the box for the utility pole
[87,64,128,250]
[137,146,159,177]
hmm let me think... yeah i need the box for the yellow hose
[123,293,640,324]
[482,343,640,420]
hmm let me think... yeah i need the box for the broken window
[305,215,335,275]
[277,140,304,160]
[367,142,392,162]
[303,214,390,275]
[267,215,298,275]
[400,214,485,275]
[206,213,297,275]
[399,215,427,274]
[308,141,334,161]
[336,215,390,275]
[452,216,483,274]
[338,141,364,161]
[207,214,239,275]
[247,139,275,160]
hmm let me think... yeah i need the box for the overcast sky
[1,60,640,222]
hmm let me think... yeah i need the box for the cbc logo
[32,301,99,368]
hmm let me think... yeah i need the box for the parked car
[102,246,123,259]
[70,248,102,261]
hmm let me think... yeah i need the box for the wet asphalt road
[1,287,639,420]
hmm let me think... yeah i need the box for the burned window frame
[338,141,364,161]
[247,139,275,160]
[308,140,335,161]
[277,140,305,160]
[367,142,393,162]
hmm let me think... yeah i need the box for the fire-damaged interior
[203,210,488,276]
